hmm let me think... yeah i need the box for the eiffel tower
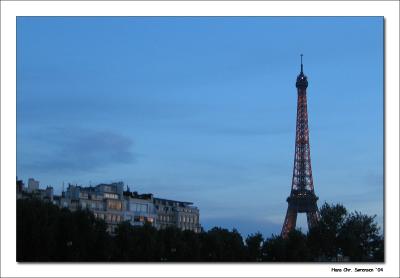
[281,55,319,238]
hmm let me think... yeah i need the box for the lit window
[104,193,118,199]
[107,200,122,210]
[146,217,153,223]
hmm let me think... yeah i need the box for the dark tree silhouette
[338,211,383,261]
[17,199,112,261]
[307,203,347,260]
[245,232,264,261]
[262,230,312,262]
[307,203,383,262]
[201,227,245,261]
[17,199,383,262]
[262,234,287,261]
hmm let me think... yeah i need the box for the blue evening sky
[17,17,383,237]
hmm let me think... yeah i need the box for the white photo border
[1,1,399,277]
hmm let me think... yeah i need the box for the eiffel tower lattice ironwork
[281,55,319,238]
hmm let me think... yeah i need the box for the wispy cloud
[18,127,136,174]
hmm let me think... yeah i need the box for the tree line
[17,199,383,262]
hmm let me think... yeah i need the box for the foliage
[201,227,245,261]
[17,199,112,261]
[307,203,348,260]
[17,199,383,262]
[245,232,264,261]
[338,211,382,261]
[262,234,287,261]
[262,229,312,262]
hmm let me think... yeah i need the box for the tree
[18,198,383,262]
[154,226,184,261]
[370,234,384,261]
[180,229,202,261]
[17,199,111,261]
[17,199,59,261]
[263,229,311,262]
[307,203,383,262]
[113,221,159,261]
[307,202,347,260]
[285,229,312,261]
[201,227,246,261]
[113,221,135,261]
[245,232,264,261]
[262,234,287,261]
[338,211,382,261]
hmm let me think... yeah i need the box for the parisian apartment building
[16,179,202,234]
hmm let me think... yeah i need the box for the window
[107,200,122,210]
[146,217,154,223]
[129,203,148,212]
[104,193,118,199]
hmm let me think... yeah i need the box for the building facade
[18,179,201,234]
[17,178,54,202]
[27,178,39,192]
[154,198,201,233]
[60,182,156,233]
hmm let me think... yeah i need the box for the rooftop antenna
[300,54,304,73]
[62,181,64,193]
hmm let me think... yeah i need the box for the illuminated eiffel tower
[281,55,319,238]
